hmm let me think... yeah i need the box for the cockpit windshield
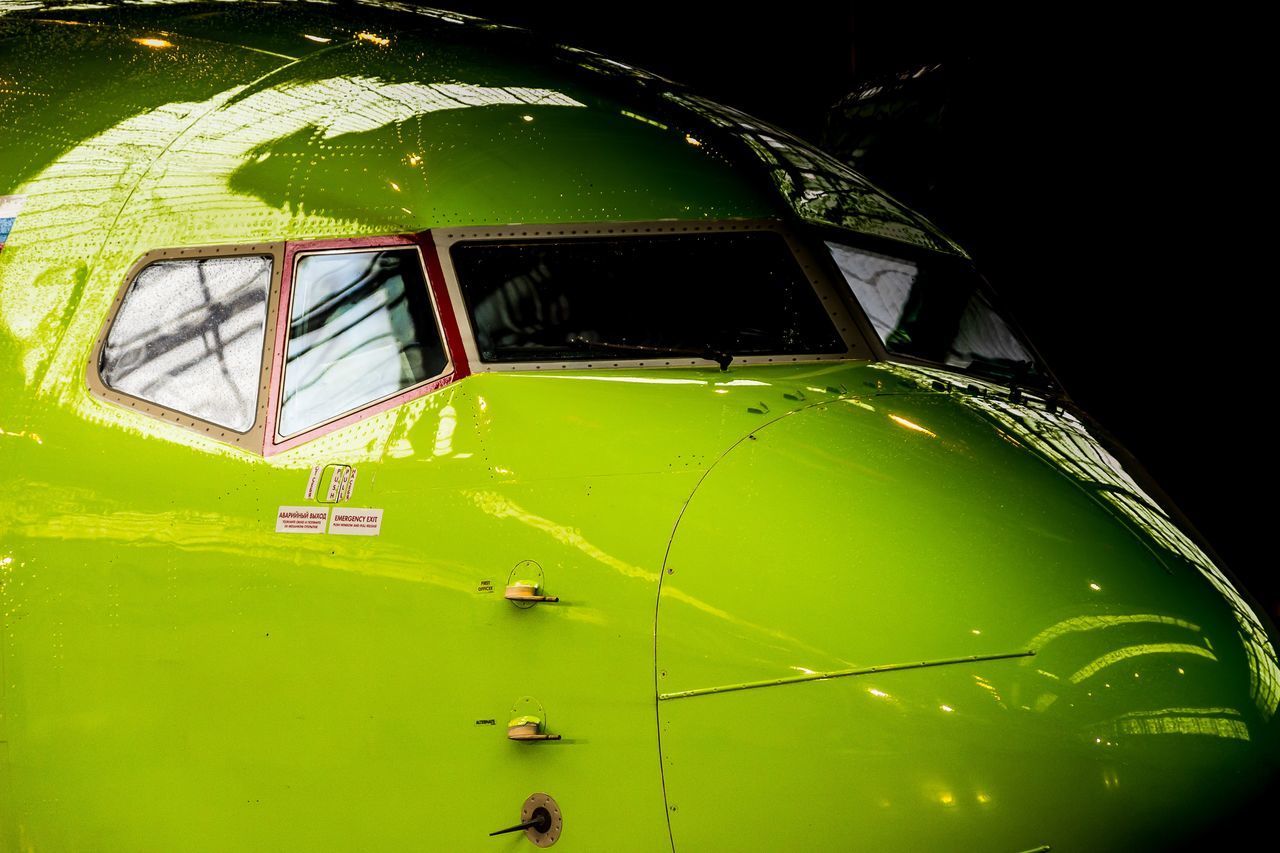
[450,232,847,364]
[824,241,1051,388]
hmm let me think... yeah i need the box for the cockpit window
[100,255,271,432]
[825,241,1047,386]
[278,248,448,438]
[450,232,847,363]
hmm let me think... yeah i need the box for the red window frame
[264,233,470,456]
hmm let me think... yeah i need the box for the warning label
[326,465,356,503]
[304,465,322,500]
[276,506,329,533]
[329,508,383,536]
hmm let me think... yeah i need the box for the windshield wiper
[567,336,734,371]
[962,356,1054,393]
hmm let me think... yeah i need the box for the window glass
[100,255,271,431]
[279,249,447,437]
[451,232,846,363]
[825,241,1046,385]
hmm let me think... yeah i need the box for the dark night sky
[432,2,1273,615]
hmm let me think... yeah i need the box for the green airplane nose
[656,386,1280,851]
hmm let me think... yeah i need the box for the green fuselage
[1,3,1276,851]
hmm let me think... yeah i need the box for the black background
[428,2,1272,617]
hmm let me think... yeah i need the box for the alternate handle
[508,715,562,742]
[504,581,559,603]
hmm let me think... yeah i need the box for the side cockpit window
[825,241,1048,387]
[277,248,449,438]
[99,255,272,432]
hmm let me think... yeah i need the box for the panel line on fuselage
[657,649,1037,701]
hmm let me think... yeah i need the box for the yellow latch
[507,714,561,741]
[504,581,559,603]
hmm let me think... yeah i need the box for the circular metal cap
[521,792,563,847]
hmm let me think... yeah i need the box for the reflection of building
[669,92,962,253]
[823,63,951,222]
[889,362,1280,720]
[1108,707,1250,742]
[0,70,587,405]
[102,257,270,431]
[280,250,446,436]
[0,4,1276,850]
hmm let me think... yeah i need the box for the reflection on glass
[827,241,1041,385]
[279,249,446,437]
[826,243,916,342]
[666,92,957,254]
[101,256,271,431]
[451,232,846,363]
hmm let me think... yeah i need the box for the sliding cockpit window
[277,248,449,438]
[450,231,848,364]
[99,254,273,432]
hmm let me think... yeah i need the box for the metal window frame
[431,218,877,372]
[88,220,897,456]
[263,235,466,456]
[86,242,285,451]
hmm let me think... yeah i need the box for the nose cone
[656,389,1280,851]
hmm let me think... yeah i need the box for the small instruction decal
[329,508,383,536]
[326,465,356,503]
[277,506,329,533]
[304,465,322,500]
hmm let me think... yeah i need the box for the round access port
[521,792,563,847]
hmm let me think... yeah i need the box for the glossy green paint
[656,377,1279,850]
[1,3,1277,851]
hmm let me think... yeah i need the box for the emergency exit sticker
[276,506,329,533]
[328,508,383,536]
